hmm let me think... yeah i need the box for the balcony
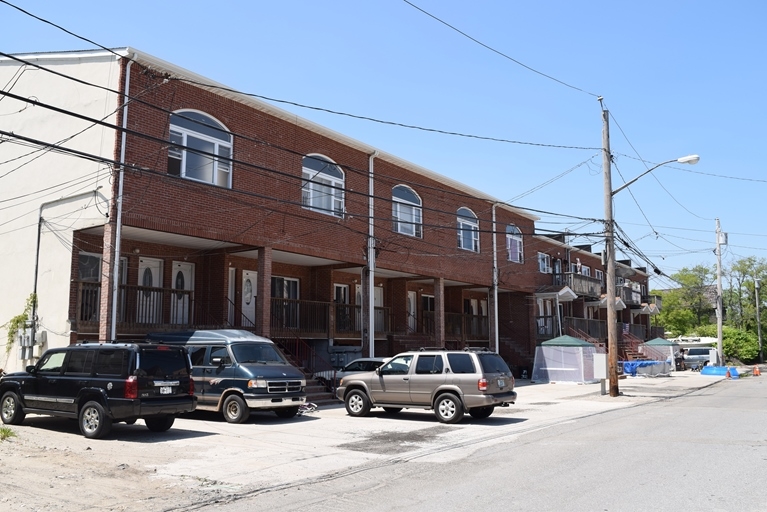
[553,272,603,299]
[643,294,663,310]
[445,313,489,341]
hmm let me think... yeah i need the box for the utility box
[594,353,608,380]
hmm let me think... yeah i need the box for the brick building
[0,48,662,374]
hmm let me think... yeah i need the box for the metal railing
[564,317,606,340]
[554,272,603,298]
[616,285,642,306]
[445,313,489,341]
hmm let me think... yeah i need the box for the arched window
[168,110,233,188]
[457,207,479,252]
[392,185,422,238]
[302,154,345,217]
[506,225,523,263]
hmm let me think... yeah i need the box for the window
[38,351,66,374]
[415,355,444,374]
[95,350,129,377]
[392,185,422,237]
[595,269,604,283]
[65,350,94,375]
[581,266,591,277]
[457,207,479,252]
[538,253,552,273]
[506,225,523,263]
[446,353,476,374]
[302,154,344,216]
[168,110,232,188]
[380,355,413,375]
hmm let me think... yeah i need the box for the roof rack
[418,347,448,351]
[463,346,493,352]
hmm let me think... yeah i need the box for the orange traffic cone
[725,368,731,379]
[754,365,761,377]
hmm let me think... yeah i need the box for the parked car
[147,330,306,423]
[0,342,196,439]
[684,347,714,370]
[336,348,517,423]
[314,357,389,388]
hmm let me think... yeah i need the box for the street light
[756,279,763,364]
[602,107,700,396]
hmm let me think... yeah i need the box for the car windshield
[231,343,287,364]
[477,353,511,374]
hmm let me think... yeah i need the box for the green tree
[694,324,759,363]
[653,264,715,336]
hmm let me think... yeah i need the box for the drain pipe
[367,151,378,357]
[492,203,499,353]
[109,53,135,341]
[32,187,103,347]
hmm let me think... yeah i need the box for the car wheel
[469,406,494,419]
[344,389,371,417]
[79,401,112,439]
[274,406,300,419]
[383,407,402,414]
[1,391,25,425]
[222,394,250,424]
[145,416,175,432]
[434,393,464,424]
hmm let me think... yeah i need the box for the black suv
[0,342,197,438]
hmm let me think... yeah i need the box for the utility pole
[715,218,725,365]
[600,100,620,397]
[756,278,763,364]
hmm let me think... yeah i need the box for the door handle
[402,377,409,381]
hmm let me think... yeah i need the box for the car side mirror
[211,357,229,367]
[375,367,382,375]
[26,365,36,373]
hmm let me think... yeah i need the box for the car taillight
[189,377,195,395]
[478,378,488,391]
[125,376,138,399]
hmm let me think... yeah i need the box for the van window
[187,346,206,366]
[687,348,709,356]
[208,346,230,365]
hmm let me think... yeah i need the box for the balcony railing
[643,294,663,309]
[445,313,489,341]
[553,272,603,299]
[564,317,606,340]
[616,285,642,306]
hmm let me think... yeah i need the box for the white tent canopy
[531,335,603,384]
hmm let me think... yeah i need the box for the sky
[1,0,765,290]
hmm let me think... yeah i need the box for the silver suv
[336,348,517,423]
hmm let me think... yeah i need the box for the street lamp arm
[611,155,700,196]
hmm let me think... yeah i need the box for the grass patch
[0,426,17,441]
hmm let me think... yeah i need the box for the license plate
[497,379,505,388]
[160,386,172,395]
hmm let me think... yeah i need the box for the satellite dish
[615,266,637,278]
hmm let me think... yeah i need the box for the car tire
[79,401,112,439]
[145,416,175,432]
[383,407,402,414]
[274,406,300,419]
[469,406,494,419]
[345,389,371,417]
[222,394,250,424]
[1,391,25,425]
[434,393,464,424]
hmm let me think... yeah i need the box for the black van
[146,330,306,423]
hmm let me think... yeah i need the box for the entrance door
[137,257,163,324]
[334,284,351,331]
[357,285,385,332]
[171,262,194,325]
[407,291,417,332]
[241,270,257,327]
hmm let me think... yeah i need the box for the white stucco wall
[0,51,121,372]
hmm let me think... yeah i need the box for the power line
[402,0,600,98]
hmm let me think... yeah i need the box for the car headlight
[248,378,267,388]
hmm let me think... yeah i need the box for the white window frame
[302,154,345,217]
[581,266,591,277]
[457,207,479,252]
[538,253,552,274]
[595,269,604,283]
[392,185,422,238]
[168,110,233,188]
[506,225,523,263]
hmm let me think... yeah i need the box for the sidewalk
[511,365,758,406]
